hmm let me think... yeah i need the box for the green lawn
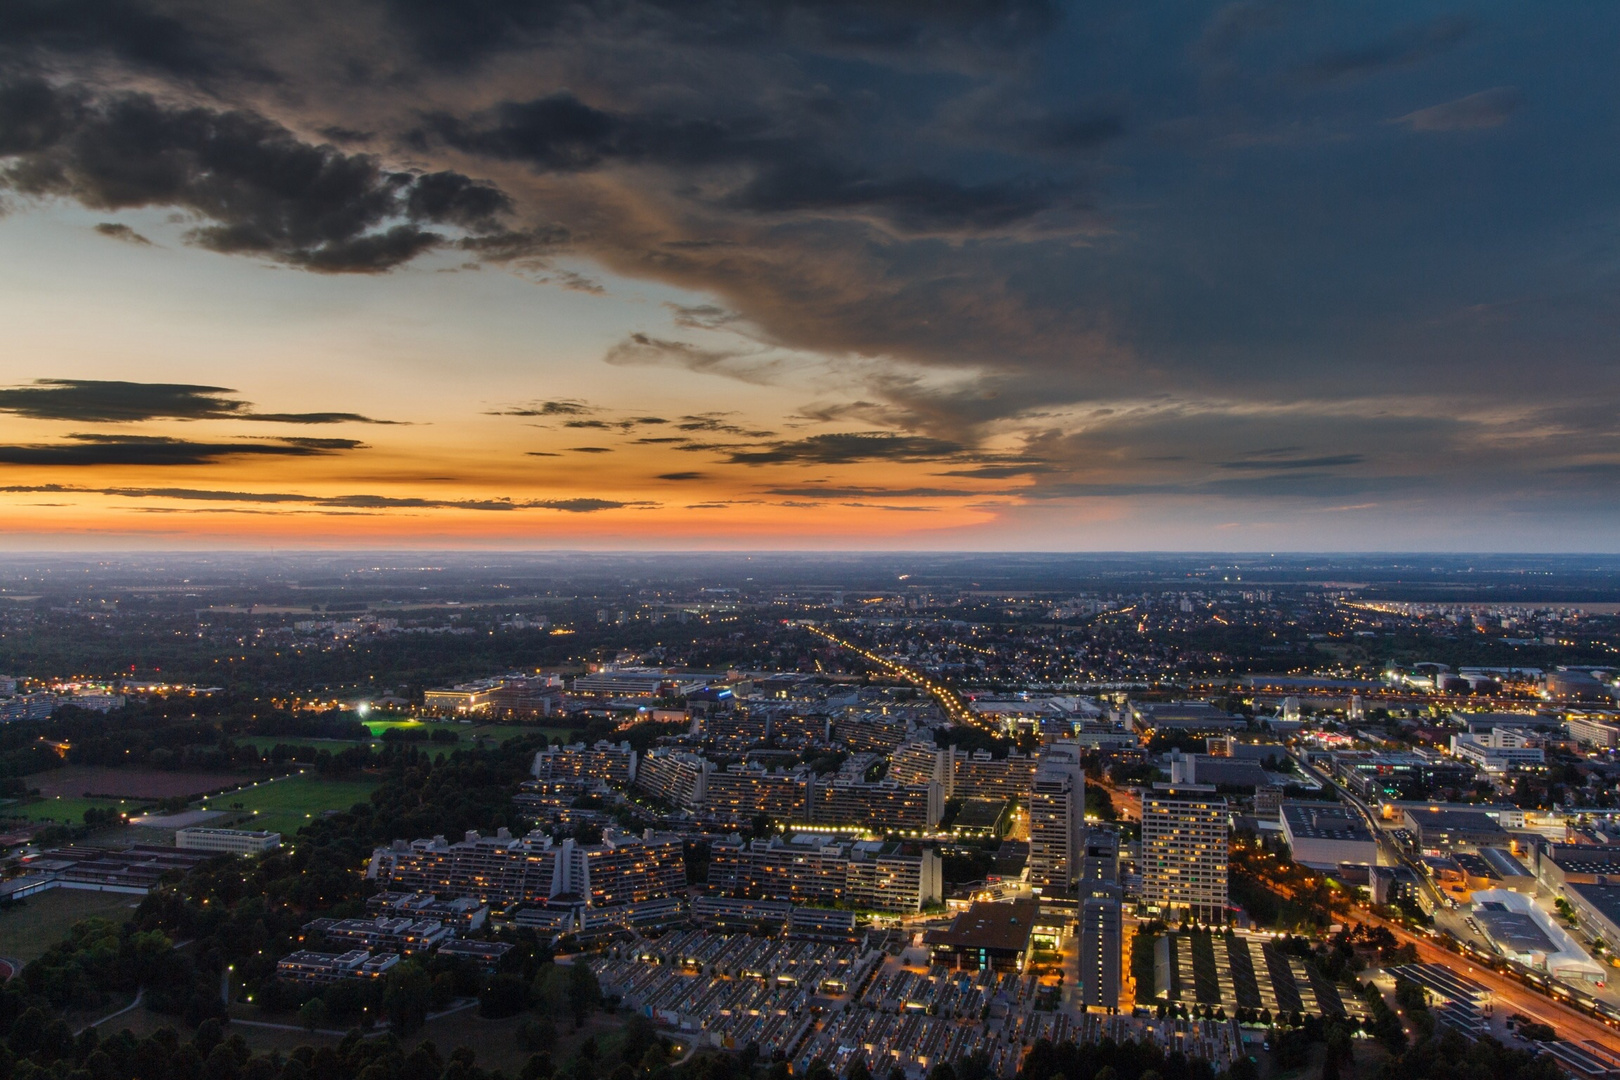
[235,736,377,753]
[363,719,567,744]
[3,795,147,825]
[199,773,380,836]
[0,889,145,962]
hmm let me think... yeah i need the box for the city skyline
[2,3,1619,549]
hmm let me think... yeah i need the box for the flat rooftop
[1474,903,1555,955]
[1568,882,1620,927]
[1282,802,1374,841]
[923,899,1039,954]
[1405,808,1507,834]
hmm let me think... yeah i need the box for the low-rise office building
[1449,730,1545,775]
[1401,806,1508,851]
[302,916,452,955]
[924,898,1041,972]
[276,949,398,984]
[1279,803,1378,870]
[175,827,282,854]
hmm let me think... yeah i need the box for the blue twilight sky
[0,0,1616,549]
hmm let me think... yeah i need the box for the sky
[0,0,1617,551]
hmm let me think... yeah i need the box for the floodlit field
[0,889,145,963]
[200,773,380,836]
[4,795,145,824]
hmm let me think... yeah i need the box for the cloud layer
[1,1,1618,543]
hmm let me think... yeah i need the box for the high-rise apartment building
[1141,784,1229,922]
[532,741,638,786]
[809,778,944,830]
[889,741,954,795]
[1027,741,1084,894]
[1081,829,1119,886]
[634,748,712,809]
[706,833,941,912]
[1080,883,1122,1011]
[366,828,686,912]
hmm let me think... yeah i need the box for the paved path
[77,989,144,1035]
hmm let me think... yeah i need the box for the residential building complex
[1141,784,1229,922]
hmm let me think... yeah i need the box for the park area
[362,718,569,745]
[198,772,381,836]
[2,794,144,825]
[0,889,145,963]
[26,766,248,800]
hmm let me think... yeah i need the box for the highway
[802,623,982,729]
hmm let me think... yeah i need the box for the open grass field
[0,889,145,963]
[363,719,568,745]
[236,735,377,753]
[2,795,147,825]
[27,766,252,800]
[199,772,380,836]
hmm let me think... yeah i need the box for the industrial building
[1278,803,1378,871]
[1401,806,1508,851]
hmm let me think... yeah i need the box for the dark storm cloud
[382,0,1058,70]
[424,91,1076,235]
[489,399,595,417]
[1217,454,1364,471]
[533,498,653,512]
[604,333,786,385]
[673,415,774,438]
[0,80,511,273]
[93,221,149,244]
[0,379,395,424]
[725,432,965,465]
[0,0,221,76]
[655,472,705,481]
[0,484,653,512]
[0,433,365,466]
[1296,16,1471,83]
[1394,88,1521,132]
[7,1,1620,529]
[764,485,969,498]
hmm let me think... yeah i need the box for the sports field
[27,766,247,800]
[0,889,145,963]
[363,719,567,744]
[199,772,380,836]
[3,795,146,825]
[236,735,377,753]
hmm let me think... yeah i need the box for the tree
[566,962,600,1030]
[297,997,328,1034]
[482,973,531,1019]
[384,961,432,1034]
